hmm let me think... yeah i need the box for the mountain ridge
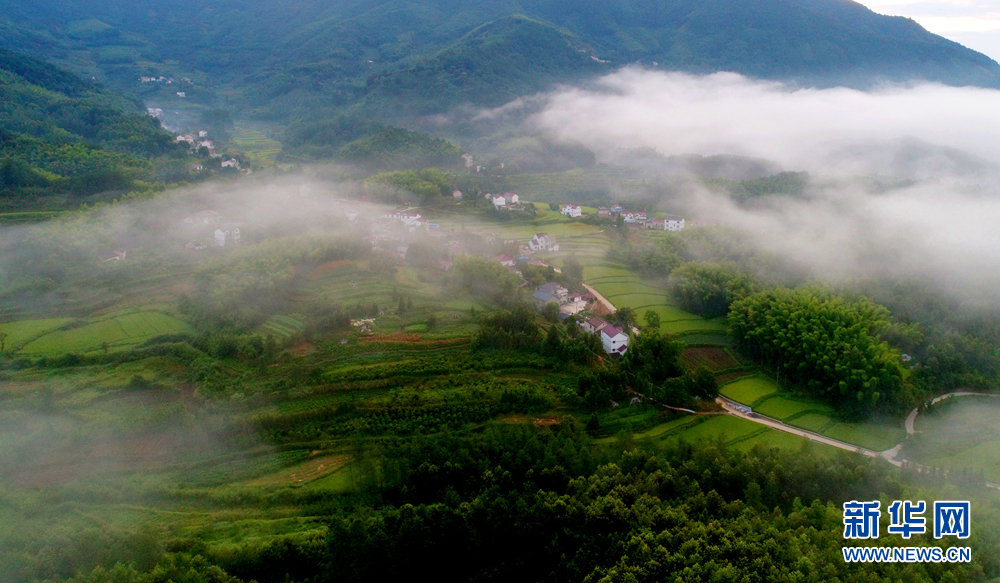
[0,0,996,123]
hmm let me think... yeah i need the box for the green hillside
[0,48,184,200]
[2,0,997,124]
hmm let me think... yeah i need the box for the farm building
[560,205,582,218]
[600,325,629,355]
[528,233,559,252]
[582,317,607,334]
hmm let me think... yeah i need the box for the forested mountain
[2,0,997,122]
[0,48,183,200]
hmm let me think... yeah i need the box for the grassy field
[754,396,835,420]
[18,311,193,355]
[679,346,740,373]
[0,318,75,349]
[720,375,779,405]
[719,375,905,451]
[905,396,1000,481]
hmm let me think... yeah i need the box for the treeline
[704,171,810,201]
[729,287,908,413]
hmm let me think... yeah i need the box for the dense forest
[2,0,997,125]
[0,49,191,201]
[51,433,992,583]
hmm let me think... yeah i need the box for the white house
[222,158,240,169]
[600,325,629,355]
[494,254,516,267]
[664,217,685,231]
[399,212,424,227]
[490,194,507,208]
[560,205,582,218]
[504,193,519,205]
[621,211,647,224]
[528,233,559,252]
[214,229,226,247]
[462,153,474,168]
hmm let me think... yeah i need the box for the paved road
[905,391,1000,434]
[717,395,1000,490]
[716,397,895,462]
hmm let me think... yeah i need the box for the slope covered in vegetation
[0,49,183,200]
[2,0,997,123]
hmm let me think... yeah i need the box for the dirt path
[582,283,617,315]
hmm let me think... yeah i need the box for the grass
[904,396,1000,480]
[720,376,779,406]
[679,346,740,373]
[669,415,766,443]
[0,318,75,348]
[753,396,834,421]
[822,422,905,452]
[731,429,818,452]
[19,312,192,355]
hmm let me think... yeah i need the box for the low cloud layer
[530,69,1000,178]
[521,70,1000,300]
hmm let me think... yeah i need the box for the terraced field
[19,312,193,355]
[261,315,305,340]
[231,127,283,165]
[720,375,905,451]
[679,346,740,372]
[720,375,779,405]
[0,318,75,349]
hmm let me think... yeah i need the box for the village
[98,177,699,360]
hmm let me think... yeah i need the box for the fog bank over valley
[498,69,1000,301]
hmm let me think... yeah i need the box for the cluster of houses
[176,130,219,157]
[593,206,686,231]
[381,210,436,231]
[581,316,630,355]
[486,192,521,210]
[559,204,686,231]
[533,282,592,317]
